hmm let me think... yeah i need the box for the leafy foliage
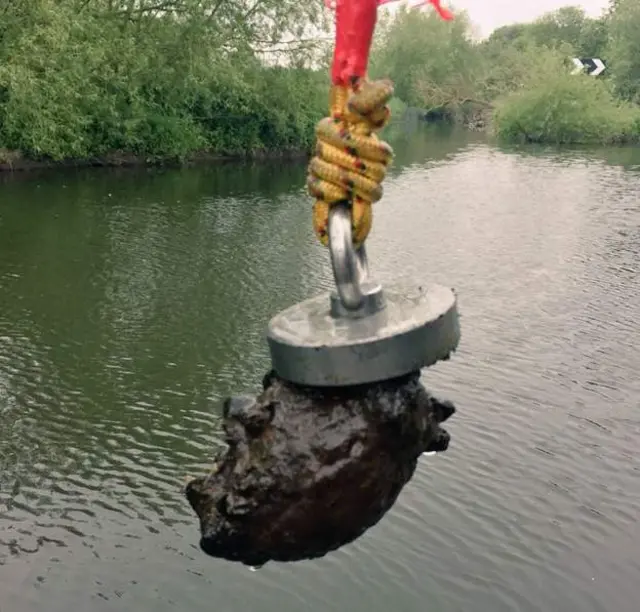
[493,69,639,144]
[370,7,480,117]
[1,0,639,159]
[0,0,330,161]
[606,0,640,102]
[370,2,640,144]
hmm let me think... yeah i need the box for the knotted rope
[308,78,394,247]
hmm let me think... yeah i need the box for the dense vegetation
[0,0,332,163]
[370,1,640,144]
[1,1,639,165]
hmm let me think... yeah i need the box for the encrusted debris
[185,370,455,567]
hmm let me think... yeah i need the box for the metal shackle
[328,203,386,320]
[329,203,369,310]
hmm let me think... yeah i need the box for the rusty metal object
[184,370,455,567]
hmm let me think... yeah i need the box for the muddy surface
[185,370,456,566]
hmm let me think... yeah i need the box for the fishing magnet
[266,203,460,387]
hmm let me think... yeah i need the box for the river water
[1,124,639,612]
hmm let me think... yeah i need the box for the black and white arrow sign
[571,58,606,76]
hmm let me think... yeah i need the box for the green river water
[1,123,639,612]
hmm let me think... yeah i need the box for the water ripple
[1,138,639,612]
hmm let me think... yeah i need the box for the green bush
[370,3,640,146]
[492,70,640,144]
[2,0,640,159]
[0,0,329,162]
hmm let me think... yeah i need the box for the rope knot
[308,78,394,247]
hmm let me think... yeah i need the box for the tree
[606,0,640,102]
[527,6,587,50]
[369,6,480,114]
[482,6,608,58]
[0,0,330,160]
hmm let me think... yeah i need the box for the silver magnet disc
[266,283,460,387]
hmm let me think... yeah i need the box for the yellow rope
[307,78,395,247]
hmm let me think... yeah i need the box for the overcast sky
[395,0,610,38]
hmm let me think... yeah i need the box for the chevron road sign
[571,58,606,76]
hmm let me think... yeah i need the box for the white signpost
[571,58,606,76]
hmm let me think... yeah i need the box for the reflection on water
[1,125,639,612]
